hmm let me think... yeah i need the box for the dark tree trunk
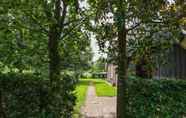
[117,21,128,117]
[48,0,64,84]
[136,57,153,79]
[48,26,61,83]
[0,90,6,118]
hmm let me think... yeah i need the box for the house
[106,28,186,83]
[156,41,186,79]
[156,27,186,79]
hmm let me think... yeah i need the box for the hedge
[1,73,185,118]
[0,73,76,118]
[127,77,186,118]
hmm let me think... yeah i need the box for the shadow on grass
[80,79,113,86]
[77,80,91,86]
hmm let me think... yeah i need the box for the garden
[74,77,186,117]
[0,0,186,118]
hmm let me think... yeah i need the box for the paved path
[81,85,116,118]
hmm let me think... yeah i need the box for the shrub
[0,72,76,118]
[127,77,186,118]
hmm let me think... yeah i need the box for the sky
[90,34,103,62]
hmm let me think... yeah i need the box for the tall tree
[0,0,88,82]
[0,0,91,116]
[88,0,172,117]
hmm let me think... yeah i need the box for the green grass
[74,78,116,108]
[73,79,90,117]
[73,78,116,117]
[93,79,117,97]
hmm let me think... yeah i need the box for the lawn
[74,79,90,116]
[93,79,117,97]
[74,78,116,108]
[74,78,116,117]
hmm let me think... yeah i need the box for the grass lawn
[74,78,116,117]
[74,79,90,116]
[92,79,117,97]
[74,78,116,108]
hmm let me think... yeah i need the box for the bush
[127,77,186,118]
[0,72,76,118]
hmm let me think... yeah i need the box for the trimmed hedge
[1,73,185,117]
[0,73,76,118]
[128,77,186,118]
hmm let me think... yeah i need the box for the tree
[60,27,93,76]
[0,0,89,82]
[45,0,83,85]
[88,0,173,117]
[0,0,91,116]
[131,0,186,78]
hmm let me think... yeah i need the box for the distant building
[92,72,107,78]
[106,63,117,86]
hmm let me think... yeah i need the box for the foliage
[127,76,186,117]
[0,0,92,75]
[0,0,49,75]
[74,77,186,117]
[60,28,93,73]
[0,73,76,118]
[91,58,106,73]
[88,0,183,78]
[87,0,173,117]
[0,1,92,116]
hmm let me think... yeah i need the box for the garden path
[81,85,116,118]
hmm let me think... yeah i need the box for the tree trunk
[48,26,61,84]
[48,0,62,84]
[136,57,153,79]
[0,90,6,118]
[117,22,128,117]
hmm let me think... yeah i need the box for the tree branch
[127,22,141,31]
[61,22,82,39]
[63,18,85,27]
[61,17,86,39]
[60,0,67,30]
[30,15,49,33]
[13,19,47,35]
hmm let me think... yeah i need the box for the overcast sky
[90,34,103,62]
